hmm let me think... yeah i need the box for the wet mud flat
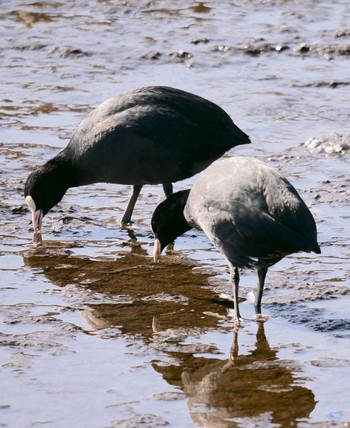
[1,1,350,427]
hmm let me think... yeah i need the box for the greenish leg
[163,183,173,197]
[255,265,268,315]
[232,267,242,323]
[121,184,143,225]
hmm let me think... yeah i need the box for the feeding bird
[151,156,320,323]
[24,86,250,240]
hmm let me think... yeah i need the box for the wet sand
[1,1,350,427]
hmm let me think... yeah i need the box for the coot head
[151,190,191,260]
[24,158,73,235]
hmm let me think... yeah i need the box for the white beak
[153,238,161,262]
[32,209,43,244]
[31,209,43,235]
[25,195,43,237]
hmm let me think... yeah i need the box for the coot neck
[51,150,81,190]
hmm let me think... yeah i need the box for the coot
[151,156,320,323]
[24,86,250,238]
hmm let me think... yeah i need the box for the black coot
[151,156,320,323]
[24,86,250,238]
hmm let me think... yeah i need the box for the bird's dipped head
[151,189,192,262]
[24,157,73,238]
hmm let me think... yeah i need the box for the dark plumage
[151,156,320,323]
[24,86,250,238]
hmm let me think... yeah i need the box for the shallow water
[1,1,350,427]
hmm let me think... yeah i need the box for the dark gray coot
[24,86,250,238]
[151,156,321,323]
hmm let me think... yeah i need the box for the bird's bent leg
[163,183,173,198]
[121,184,143,225]
[232,267,242,324]
[255,265,268,316]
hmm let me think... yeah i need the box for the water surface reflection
[23,244,315,426]
[23,240,229,337]
[154,323,315,427]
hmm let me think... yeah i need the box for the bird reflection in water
[23,241,315,426]
[153,323,316,427]
[22,238,228,337]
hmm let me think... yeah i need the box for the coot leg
[255,265,268,316]
[232,266,242,323]
[163,183,173,197]
[121,184,143,225]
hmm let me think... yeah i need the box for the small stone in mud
[275,44,289,52]
[335,29,350,38]
[152,391,185,401]
[293,79,350,89]
[14,43,48,51]
[50,46,91,58]
[294,43,350,58]
[143,37,157,44]
[67,205,77,213]
[318,45,350,57]
[168,51,193,62]
[303,132,350,155]
[192,3,211,13]
[0,404,11,409]
[327,80,345,88]
[243,45,264,56]
[11,205,27,214]
[215,45,232,53]
[191,37,209,45]
[140,50,162,60]
[296,43,310,53]
[243,42,288,56]
[113,414,169,427]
